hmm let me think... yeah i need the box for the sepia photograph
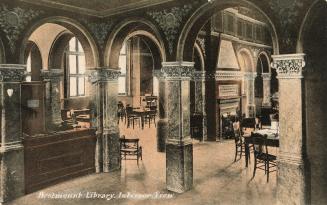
[0,0,326,204]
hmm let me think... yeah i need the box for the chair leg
[234,145,238,162]
[267,161,270,182]
[154,117,156,127]
[253,157,257,178]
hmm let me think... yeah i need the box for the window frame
[65,37,86,98]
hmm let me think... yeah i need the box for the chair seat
[121,148,140,153]
[256,152,277,161]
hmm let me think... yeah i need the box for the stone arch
[104,17,166,69]
[194,43,205,71]
[237,48,254,72]
[177,0,279,62]
[296,0,324,53]
[48,30,74,69]
[257,51,270,73]
[24,40,43,81]
[19,16,99,69]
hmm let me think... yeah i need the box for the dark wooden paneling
[23,128,96,193]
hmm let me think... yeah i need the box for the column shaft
[0,64,25,203]
[272,54,309,205]
[163,62,193,193]
[155,71,168,152]
[262,73,271,107]
[88,69,121,173]
[41,69,63,130]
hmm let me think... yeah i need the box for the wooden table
[243,129,279,167]
[132,109,152,129]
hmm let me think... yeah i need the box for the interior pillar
[162,62,194,193]
[194,71,207,141]
[244,72,257,117]
[88,68,121,173]
[41,69,63,130]
[0,64,25,204]
[262,73,271,107]
[272,54,309,205]
[154,70,167,152]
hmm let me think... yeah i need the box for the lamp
[7,89,13,97]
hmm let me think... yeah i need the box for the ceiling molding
[20,0,175,18]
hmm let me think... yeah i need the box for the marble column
[153,70,167,152]
[88,68,121,173]
[244,72,257,117]
[262,73,271,107]
[162,62,194,193]
[41,69,63,130]
[271,54,309,205]
[193,71,207,141]
[0,64,25,204]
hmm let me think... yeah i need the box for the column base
[0,146,25,204]
[277,160,308,205]
[156,119,168,152]
[166,143,193,193]
[103,132,121,172]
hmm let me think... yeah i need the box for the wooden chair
[234,126,247,162]
[143,110,157,128]
[125,106,141,129]
[120,136,142,165]
[117,102,126,124]
[252,133,277,182]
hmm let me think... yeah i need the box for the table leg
[245,143,249,167]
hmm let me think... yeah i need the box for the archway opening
[21,21,98,194]
[177,3,279,202]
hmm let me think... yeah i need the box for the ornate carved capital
[271,53,305,79]
[0,64,26,82]
[87,68,121,83]
[161,62,194,80]
[243,72,257,80]
[215,71,243,81]
[152,69,164,79]
[261,73,271,80]
[41,69,64,81]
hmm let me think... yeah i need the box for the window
[66,37,85,97]
[26,53,32,82]
[118,41,128,95]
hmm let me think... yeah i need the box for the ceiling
[20,0,174,17]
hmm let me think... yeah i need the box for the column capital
[243,72,257,80]
[41,69,64,81]
[271,53,305,79]
[262,73,271,80]
[161,61,194,80]
[215,70,243,81]
[0,64,26,82]
[193,71,206,81]
[87,68,121,83]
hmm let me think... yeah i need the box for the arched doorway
[238,49,255,117]
[169,0,280,198]
[21,20,98,194]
